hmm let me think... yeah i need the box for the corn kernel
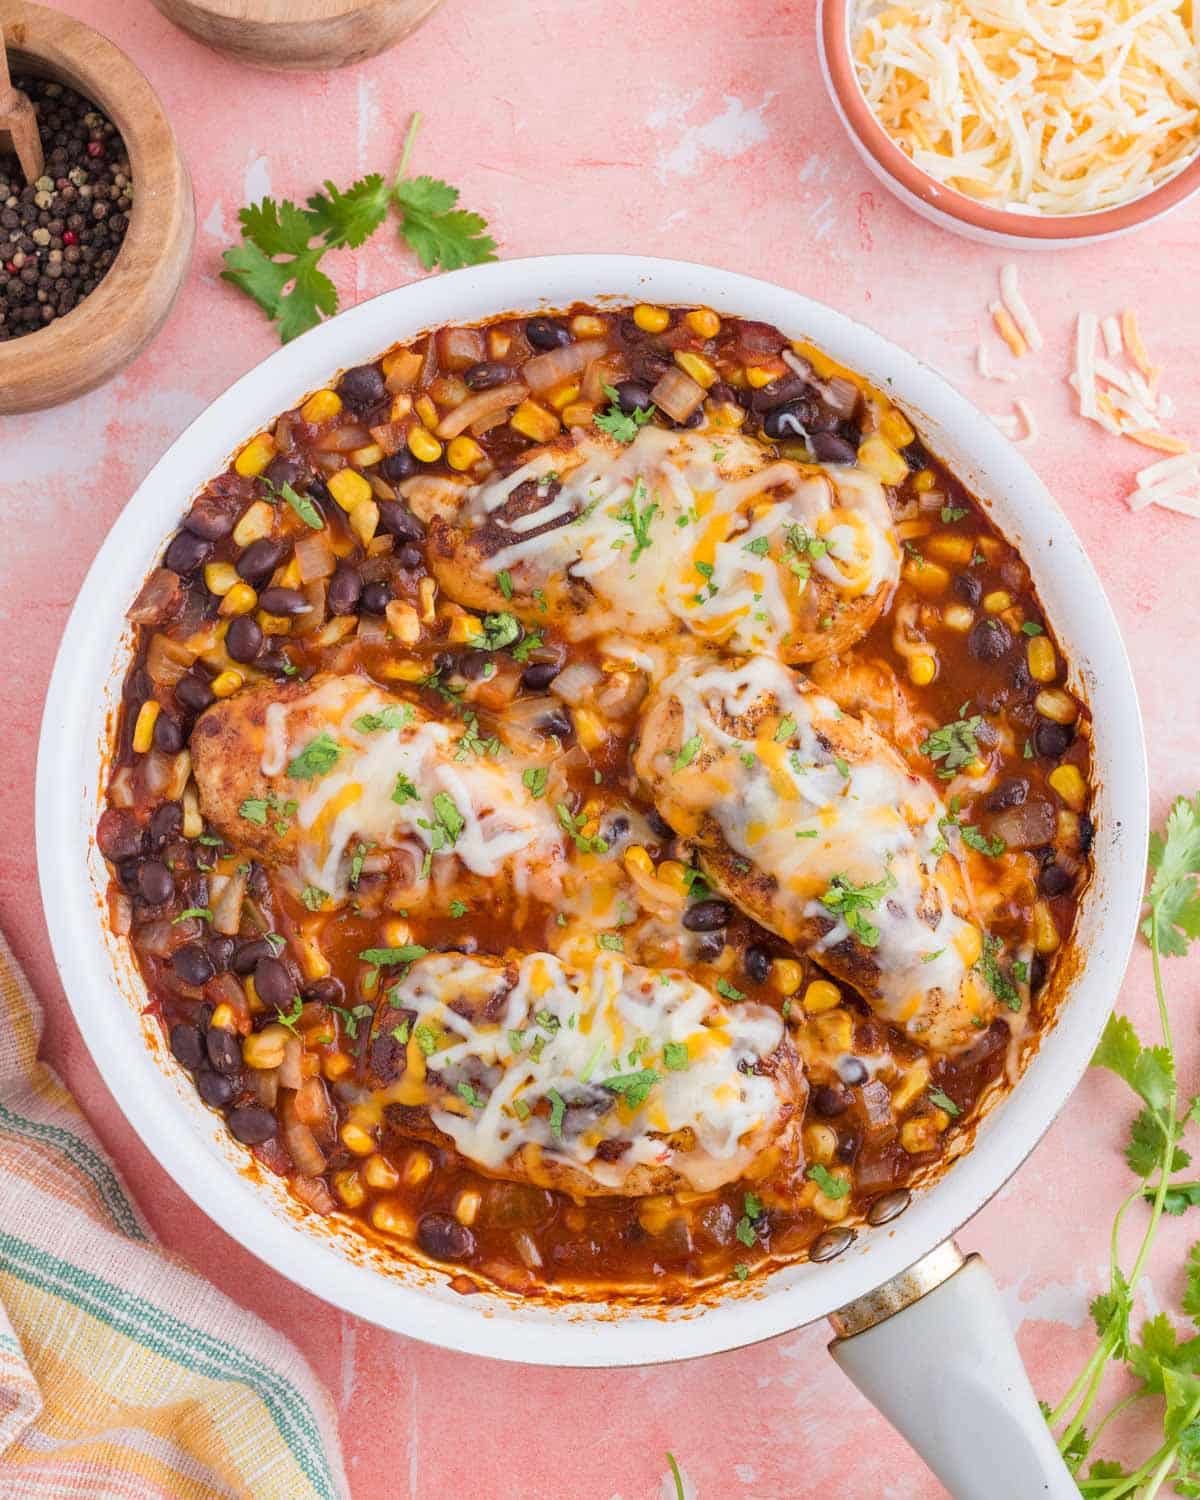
[561,401,596,428]
[403,1150,433,1187]
[709,400,746,430]
[219,582,258,617]
[891,1060,930,1113]
[880,408,916,449]
[277,558,302,590]
[331,470,377,515]
[341,1121,375,1156]
[348,499,379,548]
[404,425,441,464]
[814,1175,852,1221]
[983,590,1012,614]
[349,442,384,470]
[804,1123,838,1164]
[333,1169,365,1208]
[657,861,690,897]
[323,1051,353,1080]
[686,307,721,339]
[487,329,511,360]
[902,558,951,596]
[857,435,909,486]
[300,389,342,423]
[234,433,276,478]
[816,1009,854,1053]
[385,600,421,645]
[913,468,937,493]
[633,303,669,334]
[371,1200,415,1238]
[802,979,841,1013]
[257,611,291,637]
[509,399,560,444]
[445,435,484,473]
[380,658,426,683]
[957,923,983,968]
[210,670,243,699]
[570,313,606,338]
[1032,900,1060,954]
[243,1026,288,1070]
[364,1153,400,1191]
[675,350,718,388]
[574,707,607,751]
[770,960,803,999]
[1027,634,1057,683]
[232,500,274,547]
[382,347,422,384]
[382,918,411,949]
[203,561,239,596]
[547,381,581,412]
[182,783,203,839]
[1034,689,1077,725]
[388,393,414,424]
[1049,763,1087,811]
[210,1002,237,1031]
[745,365,775,389]
[624,845,654,878]
[131,699,160,753]
[943,604,974,633]
[901,1117,941,1154]
[447,613,483,645]
[908,653,937,687]
[925,533,974,567]
[242,975,260,1012]
[418,576,437,623]
[454,1189,482,1226]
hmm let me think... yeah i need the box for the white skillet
[37,257,1147,1497]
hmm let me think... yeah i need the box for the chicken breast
[405,424,900,663]
[634,654,999,1052]
[359,950,803,1198]
[190,673,566,905]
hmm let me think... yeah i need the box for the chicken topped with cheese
[635,654,999,1052]
[407,425,900,664]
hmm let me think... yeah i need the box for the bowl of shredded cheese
[818,0,1200,247]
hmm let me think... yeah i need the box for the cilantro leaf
[395,176,497,271]
[920,714,985,779]
[673,735,702,771]
[305,174,390,248]
[522,766,548,799]
[358,945,429,966]
[299,886,327,912]
[615,476,658,563]
[595,382,656,444]
[546,1087,566,1140]
[600,1069,659,1109]
[807,1163,851,1199]
[221,198,338,344]
[663,1041,689,1071]
[819,870,895,948]
[286,731,342,781]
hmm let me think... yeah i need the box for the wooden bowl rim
[0,3,192,403]
[162,0,400,18]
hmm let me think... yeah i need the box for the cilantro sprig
[595,383,656,445]
[1041,793,1200,1492]
[221,113,496,343]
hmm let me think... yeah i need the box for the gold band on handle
[827,1240,967,1341]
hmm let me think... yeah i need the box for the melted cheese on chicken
[378,951,797,1193]
[635,654,994,1051]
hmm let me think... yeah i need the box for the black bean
[225,614,264,663]
[254,956,295,1010]
[148,801,182,848]
[302,976,345,1005]
[537,708,573,740]
[525,316,571,350]
[169,1022,206,1071]
[339,364,387,410]
[397,544,423,569]
[117,860,142,893]
[1078,815,1094,855]
[417,1212,477,1261]
[696,931,726,960]
[521,661,560,691]
[206,1025,242,1073]
[183,497,236,541]
[196,1069,236,1108]
[613,380,653,414]
[97,807,143,862]
[682,898,733,932]
[838,1057,869,1087]
[258,586,309,617]
[812,1084,851,1117]
[1034,718,1073,759]
[377,501,425,542]
[988,777,1028,812]
[175,671,215,714]
[1040,862,1073,897]
[232,938,275,976]
[172,943,214,986]
[206,935,235,973]
[360,580,391,615]
[763,399,817,440]
[327,566,363,616]
[164,530,212,576]
[674,407,704,430]
[969,617,1012,662]
[1029,954,1047,992]
[464,361,513,391]
[152,713,185,754]
[380,449,417,483]
[227,1105,277,1145]
[263,455,303,491]
[810,431,858,465]
[750,375,810,413]
[646,810,674,840]
[137,860,174,905]
[953,572,982,606]
[708,380,747,409]
[744,945,773,984]
[236,538,285,585]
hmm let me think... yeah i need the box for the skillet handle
[827,1242,1077,1499]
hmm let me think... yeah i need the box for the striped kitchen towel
[0,929,349,1500]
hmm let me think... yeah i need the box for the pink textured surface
[3,3,1200,1496]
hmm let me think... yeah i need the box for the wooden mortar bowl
[149,0,446,71]
[0,4,194,414]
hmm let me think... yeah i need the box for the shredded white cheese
[853,0,1200,215]
[1072,304,1191,456]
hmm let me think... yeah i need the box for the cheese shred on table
[853,0,1200,215]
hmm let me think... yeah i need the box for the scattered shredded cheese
[1071,305,1190,460]
[999,264,1043,353]
[853,0,1200,215]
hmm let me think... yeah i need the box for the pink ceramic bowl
[818,0,1200,249]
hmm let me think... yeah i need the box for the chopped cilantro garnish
[775,715,797,743]
[390,1021,410,1045]
[975,934,1021,1010]
[928,1087,961,1117]
[663,1041,689,1071]
[275,995,303,1034]
[392,772,420,804]
[920,714,984,779]
[172,906,212,924]
[239,798,269,825]
[287,731,342,781]
[455,712,502,761]
[556,802,608,855]
[546,1087,566,1140]
[1021,620,1044,636]
[600,1068,659,1108]
[960,823,1006,857]
[358,944,429,966]
[418,791,465,855]
[673,735,702,771]
[743,535,771,556]
[496,569,514,600]
[598,933,624,952]
[300,886,327,911]
[716,978,746,1001]
[471,611,521,651]
[457,1082,486,1109]
[353,704,413,733]
[594,383,656,444]
[615,476,658,563]
[522,766,549,799]
[449,899,468,918]
[819,869,896,948]
[332,1002,373,1040]
[940,505,967,524]
[806,1163,851,1198]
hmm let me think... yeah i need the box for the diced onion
[435,382,529,440]
[521,340,608,394]
[295,533,335,584]
[210,867,247,935]
[649,367,705,422]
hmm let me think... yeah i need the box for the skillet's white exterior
[36,256,1147,1366]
